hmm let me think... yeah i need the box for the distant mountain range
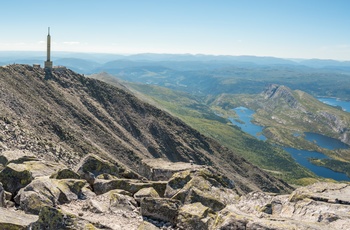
[3,51,350,101]
[1,51,350,74]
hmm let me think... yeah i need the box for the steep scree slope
[0,64,292,194]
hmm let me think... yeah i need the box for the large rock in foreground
[0,207,38,229]
[1,147,349,229]
[214,182,350,230]
[139,158,203,181]
[165,168,238,212]
[0,153,67,195]
[140,197,181,224]
[15,178,90,215]
[76,154,140,182]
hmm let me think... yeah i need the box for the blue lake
[229,107,266,141]
[304,132,349,150]
[284,147,350,181]
[318,97,350,112]
[230,105,350,181]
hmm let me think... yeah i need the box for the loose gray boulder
[177,202,215,230]
[134,187,160,203]
[0,159,67,196]
[76,154,140,183]
[165,168,238,212]
[93,178,167,196]
[15,177,90,214]
[0,207,38,229]
[139,158,203,181]
[50,168,81,179]
[0,163,33,194]
[140,197,181,224]
[0,150,37,166]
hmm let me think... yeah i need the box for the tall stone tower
[44,27,53,70]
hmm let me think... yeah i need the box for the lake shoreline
[230,103,350,181]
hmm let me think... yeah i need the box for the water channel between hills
[229,100,350,181]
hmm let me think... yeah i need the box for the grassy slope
[124,83,315,184]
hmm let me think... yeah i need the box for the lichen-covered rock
[139,158,203,181]
[213,182,350,230]
[213,206,324,230]
[76,154,139,181]
[0,159,67,195]
[236,191,274,215]
[0,182,6,207]
[175,186,227,212]
[50,168,81,179]
[61,190,141,229]
[289,182,350,204]
[165,170,193,198]
[137,221,160,230]
[109,191,138,212]
[140,197,181,224]
[0,207,38,229]
[15,178,90,214]
[93,178,167,196]
[0,163,33,194]
[134,187,160,203]
[165,168,235,198]
[31,206,78,230]
[0,150,37,166]
[81,189,138,214]
[24,160,67,178]
[55,179,92,202]
[177,202,215,230]
[166,168,238,212]
[83,199,108,214]
[95,173,118,180]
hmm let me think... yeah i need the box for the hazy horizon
[1,0,350,61]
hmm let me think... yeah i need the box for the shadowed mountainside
[0,64,292,194]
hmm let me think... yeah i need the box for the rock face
[262,84,302,110]
[247,84,350,146]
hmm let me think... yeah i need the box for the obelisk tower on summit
[44,27,53,70]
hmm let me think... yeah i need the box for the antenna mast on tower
[44,27,53,76]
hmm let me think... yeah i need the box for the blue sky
[1,0,350,60]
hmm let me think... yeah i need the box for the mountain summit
[1,65,350,229]
[0,64,290,194]
[252,84,350,146]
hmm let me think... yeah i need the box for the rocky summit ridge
[0,65,349,229]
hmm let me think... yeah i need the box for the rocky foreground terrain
[0,65,350,229]
[0,150,349,229]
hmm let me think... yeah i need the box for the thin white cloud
[63,41,81,45]
[321,44,350,51]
